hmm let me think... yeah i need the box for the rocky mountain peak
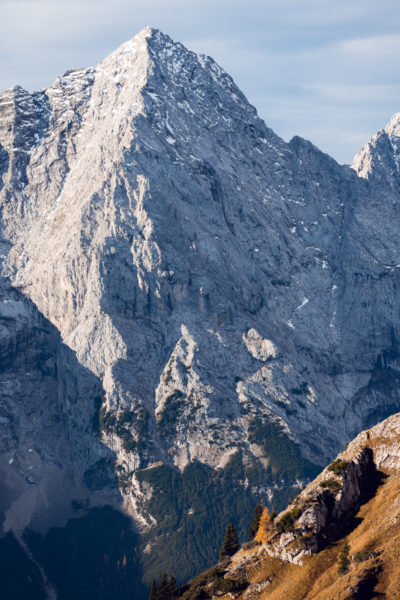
[352,112,400,189]
[1,27,400,594]
[385,111,400,138]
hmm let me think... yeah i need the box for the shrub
[180,563,248,600]
[157,391,184,433]
[179,565,224,600]
[327,459,348,476]
[319,479,341,492]
[118,410,136,426]
[294,534,310,549]
[211,577,247,594]
[353,549,373,563]
[290,381,309,396]
[276,507,303,534]
[117,471,131,490]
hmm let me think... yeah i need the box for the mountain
[1,26,400,595]
[352,112,400,192]
[193,412,400,600]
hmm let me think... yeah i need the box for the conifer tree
[219,524,240,560]
[255,508,275,544]
[149,579,158,600]
[157,572,170,600]
[168,575,177,596]
[337,541,350,574]
[249,504,263,539]
[148,572,177,600]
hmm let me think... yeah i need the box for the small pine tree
[337,541,350,574]
[249,504,263,539]
[157,572,171,600]
[168,575,177,597]
[149,579,158,600]
[219,524,240,560]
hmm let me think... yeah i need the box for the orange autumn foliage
[255,507,275,544]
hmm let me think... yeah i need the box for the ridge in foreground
[180,413,400,600]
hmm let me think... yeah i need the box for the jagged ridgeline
[1,26,400,598]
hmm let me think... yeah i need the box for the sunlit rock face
[1,26,400,585]
[352,112,400,190]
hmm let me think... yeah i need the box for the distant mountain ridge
[0,26,400,595]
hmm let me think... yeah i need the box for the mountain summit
[1,28,400,595]
[352,112,400,190]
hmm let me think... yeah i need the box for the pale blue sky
[1,0,399,163]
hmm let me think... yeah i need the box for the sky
[1,0,400,163]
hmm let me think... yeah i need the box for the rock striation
[1,26,400,587]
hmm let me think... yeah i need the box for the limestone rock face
[0,238,110,536]
[1,26,400,583]
[352,112,400,191]
[265,447,374,565]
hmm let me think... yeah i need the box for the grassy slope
[231,449,400,598]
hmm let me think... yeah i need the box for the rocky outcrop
[264,448,374,564]
[257,413,400,565]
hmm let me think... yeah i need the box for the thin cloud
[302,83,400,103]
[340,33,400,51]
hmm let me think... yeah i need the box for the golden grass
[238,472,400,600]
